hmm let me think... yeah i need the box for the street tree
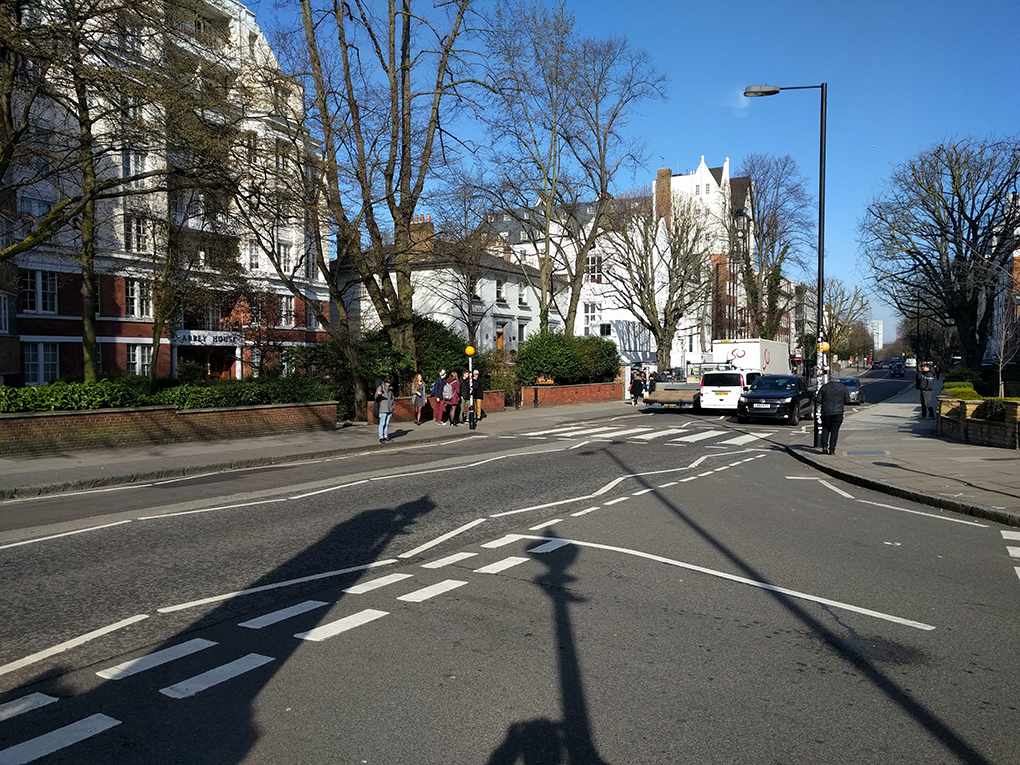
[602,192,713,371]
[735,153,814,340]
[860,136,1020,369]
[823,278,870,354]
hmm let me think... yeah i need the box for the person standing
[918,362,937,419]
[431,369,447,424]
[411,373,426,426]
[460,370,472,423]
[376,374,395,443]
[445,372,461,426]
[817,371,850,455]
[629,371,645,406]
[472,369,485,420]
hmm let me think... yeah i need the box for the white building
[868,319,884,355]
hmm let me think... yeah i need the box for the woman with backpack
[375,374,395,443]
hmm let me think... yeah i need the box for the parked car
[700,370,762,412]
[871,360,884,370]
[890,362,906,377]
[839,376,865,404]
[736,375,814,424]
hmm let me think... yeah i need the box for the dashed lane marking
[397,580,468,603]
[343,573,415,594]
[421,552,478,568]
[238,601,329,630]
[295,609,389,643]
[97,638,217,680]
[474,557,530,574]
[159,654,274,699]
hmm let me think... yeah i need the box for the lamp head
[744,85,781,97]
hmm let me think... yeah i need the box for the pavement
[2,386,1018,529]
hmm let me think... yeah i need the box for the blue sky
[560,0,1020,343]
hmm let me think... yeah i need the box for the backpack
[442,382,453,399]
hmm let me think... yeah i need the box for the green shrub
[951,387,984,400]
[513,331,620,386]
[941,380,974,391]
[972,399,1007,421]
[413,314,469,383]
[944,365,981,385]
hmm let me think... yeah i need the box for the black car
[890,362,906,377]
[737,375,814,424]
[839,376,865,404]
[871,360,884,370]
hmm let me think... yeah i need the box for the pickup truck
[643,382,700,411]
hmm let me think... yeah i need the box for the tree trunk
[655,340,672,372]
[79,193,98,383]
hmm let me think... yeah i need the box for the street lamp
[744,82,827,448]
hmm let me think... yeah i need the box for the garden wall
[937,397,1019,450]
[520,382,623,408]
[0,402,339,456]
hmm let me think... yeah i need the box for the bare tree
[823,278,870,354]
[736,154,814,340]
[860,136,1020,369]
[602,193,713,370]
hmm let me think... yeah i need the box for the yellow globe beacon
[465,346,475,356]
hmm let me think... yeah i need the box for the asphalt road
[3,373,1015,764]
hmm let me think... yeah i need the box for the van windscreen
[702,373,742,387]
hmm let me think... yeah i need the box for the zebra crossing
[0,540,576,764]
[518,423,773,446]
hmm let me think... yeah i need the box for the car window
[750,376,796,391]
[702,373,742,387]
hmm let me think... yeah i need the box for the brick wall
[368,392,506,425]
[937,397,1019,450]
[0,402,339,456]
[520,382,622,408]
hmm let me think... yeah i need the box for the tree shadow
[0,495,436,763]
[486,533,609,765]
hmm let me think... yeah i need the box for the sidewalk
[786,380,1020,528]
[0,401,638,500]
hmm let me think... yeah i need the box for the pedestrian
[817,371,850,455]
[431,369,447,424]
[411,373,426,426]
[646,371,657,394]
[375,374,395,443]
[629,371,645,406]
[918,362,937,419]
[445,372,461,426]
[460,370,471,423]
[472,369,485,420]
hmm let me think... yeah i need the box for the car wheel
[789,406,800,426]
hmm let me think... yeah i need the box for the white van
[699,370,762,411]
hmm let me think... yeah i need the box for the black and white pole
[466,345,477,430]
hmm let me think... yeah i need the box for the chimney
[655,168,672,228]
[409,213,434,258]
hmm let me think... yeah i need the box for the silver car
[839,377,865,404]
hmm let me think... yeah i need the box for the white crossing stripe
[718,432,770,445]
[530,519,562,530]
[547,426,624,438]
[571,507,598,516]
[0,714,120,765]
[591,427,654,439]
[97,638,217,680]
[159,654,274,699]
[605,496,630,505]
[474,556,530,574]
[295,609,389,642]
[0,694,57,723]
[397,580,468,602]
[421,552,478,568]
[238,601,328,630]
[1016,567,1020,582]
[528,539,571,553]
[522,425,592,436]
[672,430,727,443]
[343,573,414,594]
[630,428,690,441]
[1007,546,1020,558]
[1002,530,1020,540]
[481,534,524,549]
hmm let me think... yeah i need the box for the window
[583,302,601,335]
[306,301,317,329]
[248,240,260,269]
[18,196,51,236]
[274,139,290,172]
[127,343,151,376]
[0,292,10,333]
[277,242,292,272]
[518,283,527,306]
[586,253,602,284]
[495,279,505,303]
[518,322,527,346]
[244,132,258,165]
[0,214,11,249]
[124,214,147,252]
[600,323,611,337]
[118,23,142,55]
[247,296,262,326]
[120,94,142,123]
[126,278,152,319]
[247,32,257,58]
[203,304,221,330]
[20,269,57,313]
[277,294,294,327]
[695,184,700,195]
[23,342,58,385]
[122,150,144,188]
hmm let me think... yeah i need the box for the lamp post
[744,82,827,448]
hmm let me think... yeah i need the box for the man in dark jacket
[817,371,851,455]
[430,369,446,424]
[918,362,937,419]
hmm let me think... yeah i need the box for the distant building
[868,320,884,355]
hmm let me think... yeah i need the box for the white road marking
[819,480,854,499]
[343,573,414,594]
[398,518,487,559]
[491,476,630,517]
[421,552,478,568]
[629,428,689,441]
[568,441,591,450]
[673,430,727,443]
[632,488,655,496]
[295,609,389,642]
[157,560,395,613]
[517,535,936,631]
[528,539,572,554]
[856,499,988,526]
[719,433,770,445]
[481,534,524,548]
[591,427,654,439]
[290,479,370,500]
[137,498,287,520]
[530,519,562,530]
[521,425,591,436]
[474,556,530,574]
[1002,530,1020,540]
[0,714,120,764]
[0,520,132,551]
[1015,567,1020,582]
[397,580,468,602]
[159,654,274,699]
[0,614,149,679]
[571,507,599,517]
[658,482,678,488]
[238,601,329,630]
[0,484,147,507]
[0,694,57,723]
[545,426,624,437]
[97,638,217,680]
[605,496,629,505]
[1007,546,1020,558]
